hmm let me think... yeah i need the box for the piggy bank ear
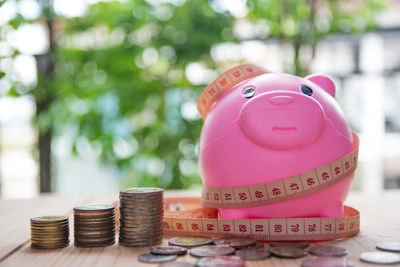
[305,74,336,98]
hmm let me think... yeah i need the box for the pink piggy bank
[198,64,357,219]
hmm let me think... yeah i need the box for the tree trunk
[38,123,52,193]
[35,53,54,193]
[0,124,2,196]
[35,4,55,192]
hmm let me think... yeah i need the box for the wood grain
[0,191,399,266]
[0,195,91,261]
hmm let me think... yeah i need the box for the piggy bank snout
[268,95,295,106]
[239,91,325,150]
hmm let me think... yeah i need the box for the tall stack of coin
[119,188,163,247]
[73,204,115,247]
[30,216,69,249]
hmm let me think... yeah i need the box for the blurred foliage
[247,0,387,75]
[50,0,231,189]
[0,0,387,190]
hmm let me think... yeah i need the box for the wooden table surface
[0,190,399,266]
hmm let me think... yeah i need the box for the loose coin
[159,262,194,267]
[138,253,177,263]
[301,256,354,267]
[270,246,307,258]
[252,241,265,249]
[360,251,400,264]
[151,246,187,255]
[195,256,245,267]
[235,248,271,260]
[189,245,235,257]
[309,245,348,257]
[213,237,256,249]
[169,236,213,248]
[270,241,310,248]
[376,241,400,252]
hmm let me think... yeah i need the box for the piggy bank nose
[268,95,295,106]
[239,91,325,149]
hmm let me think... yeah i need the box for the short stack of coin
[119,188,163,247]
[30,216,69,249]
[73,204,115,247]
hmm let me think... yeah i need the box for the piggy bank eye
[301,85,313,96]
[242,87,256,98]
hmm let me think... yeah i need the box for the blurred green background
[2,0,400,197]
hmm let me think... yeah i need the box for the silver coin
[309,245,348,257]
[119,211,163,216]
[213,237,256,249]
[74,220,115,225]
[120,187,163,194]
[73,204,114,212]
[118,187,163,249]
[236,240,264,250]
[74,238,115,244]
[74,230,115,236]
[189,245,235,257]
[301,256,354,267]
[120,242,162,247]
[270,241,310,248]
[195,256,244,267]
[377,241,400,252]
[252,241,265,249]
[235,248,271,260]
[120,196,163,200]
[138,253,177,263]
[270,246,307,258]
[360,251,400,264]
[74,240,115,248]
[119,236,163,241]
[169,236,214,248]
[151,246,188,255]
[119,237,162,242]
[119,234,162,239]
[119,227,163,232]
[159,262,194,267]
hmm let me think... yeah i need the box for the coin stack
[30,216,69,249]
[73,204,115,247]
[119,188,163,247]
